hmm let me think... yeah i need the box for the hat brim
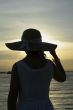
[5,41,57,51]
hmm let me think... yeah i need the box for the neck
[24,54,47,69]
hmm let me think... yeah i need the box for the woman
[6,28,66,110]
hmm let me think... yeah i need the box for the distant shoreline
[66,71,73,72]
[0,71,73,74]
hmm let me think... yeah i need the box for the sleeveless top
[16,59,54,110]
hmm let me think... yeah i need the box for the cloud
[0,0,73,43]
[0,50,26,60]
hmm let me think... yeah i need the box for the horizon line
[0,70,73,74]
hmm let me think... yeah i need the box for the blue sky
[0,0,73,71]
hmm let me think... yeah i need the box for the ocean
[0,72,73,110]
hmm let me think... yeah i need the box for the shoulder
[11,60,23,73]
[10,60,23,79]
[46,59,58,72]
[46,59,54,65]
[46,59,55,70]
[13,59,24,67]
[11,59,26,73]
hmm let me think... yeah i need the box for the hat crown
[21,28,42,42]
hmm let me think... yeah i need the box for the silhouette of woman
[6,28,66,110]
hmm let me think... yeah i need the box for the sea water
[0,72,73,110]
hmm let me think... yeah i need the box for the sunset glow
[0,0,73,71]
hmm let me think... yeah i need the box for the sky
[0,0,73,71]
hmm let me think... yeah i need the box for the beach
[0,72,73,110]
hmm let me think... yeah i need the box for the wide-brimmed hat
[5,28,57,51]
